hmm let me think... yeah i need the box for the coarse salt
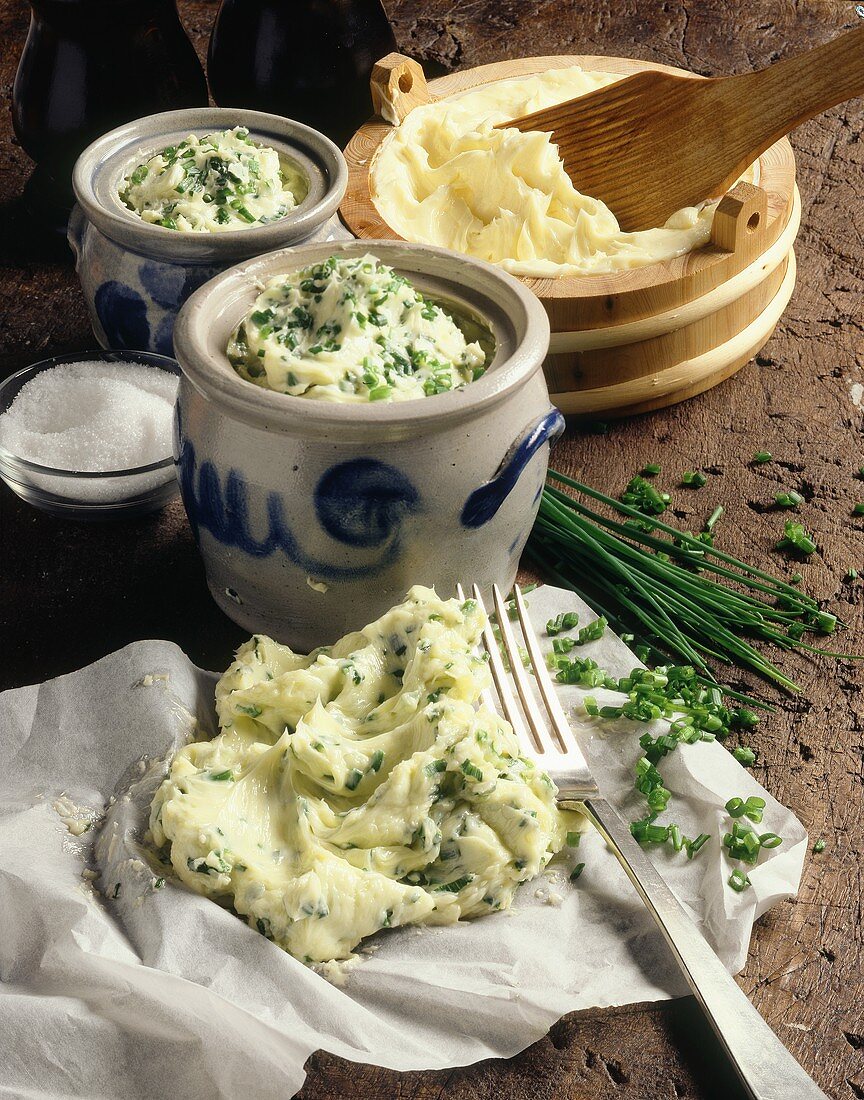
[0,361,177,472]
[0,360,179,504]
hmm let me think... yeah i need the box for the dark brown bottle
[208,0,398,149]
[12,0,208,227]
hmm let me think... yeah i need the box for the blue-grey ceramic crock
[172,240,562,650]
[69,108,349,356]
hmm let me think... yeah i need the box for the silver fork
[467,582,827,1100]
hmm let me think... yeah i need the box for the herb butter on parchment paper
[149,586,582,963]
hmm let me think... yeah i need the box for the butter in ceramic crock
[120,127,306,233]
[149,586,582,964]
[370,67,756,277]
[227,253,487,401]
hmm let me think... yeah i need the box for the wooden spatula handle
[736,24,864,156]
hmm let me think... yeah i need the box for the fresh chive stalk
[525,471,859,698]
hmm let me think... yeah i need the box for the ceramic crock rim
[172,238,552,433]
[71,107,348,262]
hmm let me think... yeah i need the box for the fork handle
[577,796,827,1100]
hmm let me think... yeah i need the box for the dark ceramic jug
[208,0,397,149]
[12,0,207,227]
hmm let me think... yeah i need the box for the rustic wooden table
[1,1,862,1097]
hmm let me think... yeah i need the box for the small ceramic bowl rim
[172,239,552,437]
[72,107,348,264]
[0,350,180,478]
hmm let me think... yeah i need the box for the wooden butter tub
[340,54,799,417]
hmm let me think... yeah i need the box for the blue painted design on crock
[315,458,420,547]
[177,439,410,580]
[153,313,177,356]
[93,280,151,349]
[139,260,187,310]
[461,407,565,529]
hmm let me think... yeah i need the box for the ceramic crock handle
[66,203,86,268]
[460,406,565,529]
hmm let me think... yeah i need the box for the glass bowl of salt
[0,350,180,520]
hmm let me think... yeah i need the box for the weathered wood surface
[1,2,862,1097]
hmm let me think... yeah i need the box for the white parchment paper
[0,586,807,1099]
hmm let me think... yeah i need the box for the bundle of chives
[525,469,857,694]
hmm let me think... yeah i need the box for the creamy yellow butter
[149,587,581,963]
[121,127,305,233]
[370,67,755,277]
[227,254,487,402]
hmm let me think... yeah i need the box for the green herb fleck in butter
[149,586,582,963]
[120,127,305,233]
[227,254,488,402]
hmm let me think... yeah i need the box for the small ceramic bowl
[69,108,349,356]
[172,239,561,649]
[0,350,180,521]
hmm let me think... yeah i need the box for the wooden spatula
[497,26,864,232]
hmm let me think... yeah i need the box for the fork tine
[469,585,537,752]
[511,586,570,753]
[490,584,558,757]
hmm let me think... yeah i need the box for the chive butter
[227,254,489,402]
[120,126,305,233]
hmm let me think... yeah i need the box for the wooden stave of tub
[340,55,798,417]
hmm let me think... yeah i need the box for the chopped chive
[569,862,585,882]
[546,611,579,636]
[854,504,864,516]
[705,505,724,532]
[460,759,484,781]
[686,833,711,859]
[642,463,661,476]
[433,874,473,893]
[681,471,707,488]
[775,520,817,556]
[775,491,804,508]
[753,451,772,464]
[733,746,756,766]
[565,830,581,847]
[728,868,751,892]
[758,832,782,849]
[812,838,826,853]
